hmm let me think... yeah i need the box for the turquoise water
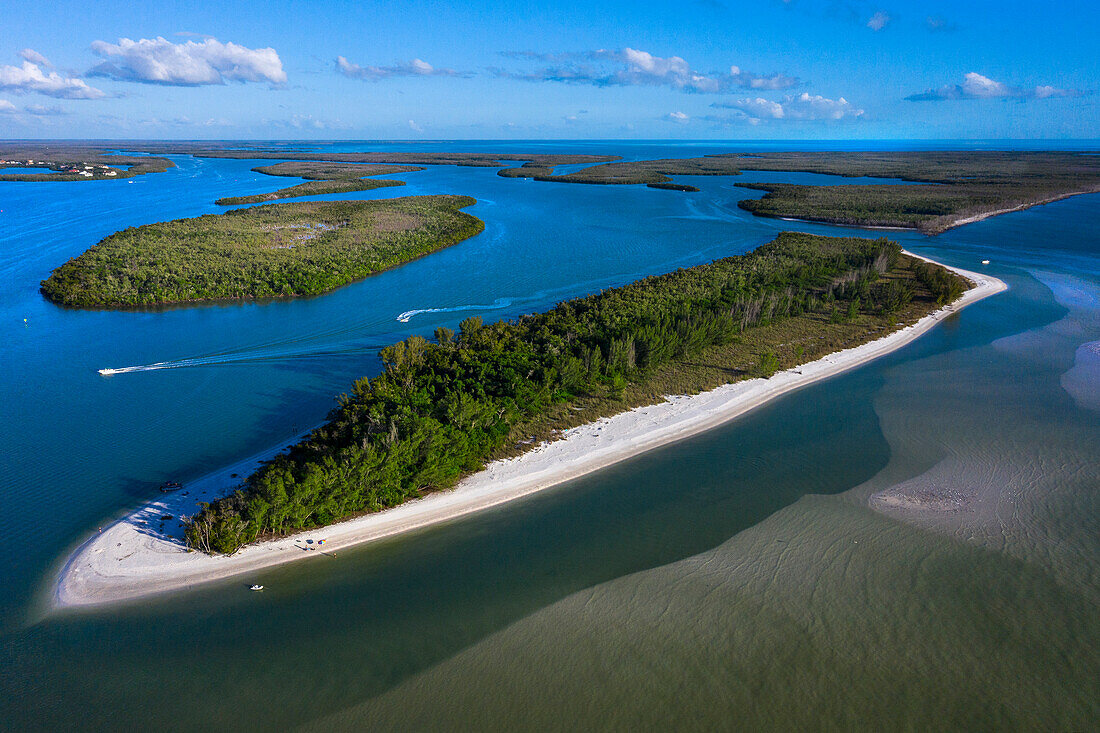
[1,142,1098,729]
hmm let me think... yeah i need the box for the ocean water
[0,142,1097,729]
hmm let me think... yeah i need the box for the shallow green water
[1,142,1097,730]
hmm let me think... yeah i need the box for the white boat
[249,584,264,591]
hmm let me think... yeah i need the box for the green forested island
[189,146,1100,233]
[8,143,1097,235]
[214,161,424,206]
[728,151,1100,233]
[185,232,966,553]
[41,195,483,307]
[0,143,173,181]
[498,150,1100,232]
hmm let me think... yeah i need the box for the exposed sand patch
[369,211,421,233]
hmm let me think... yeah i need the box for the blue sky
[1,0,1096,139]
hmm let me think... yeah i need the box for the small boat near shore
[249,584,264,591]
[158,481,183,492]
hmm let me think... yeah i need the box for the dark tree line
[186,232,951,554]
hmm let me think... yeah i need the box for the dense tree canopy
[185,232,965,554]
[41,195,483,307]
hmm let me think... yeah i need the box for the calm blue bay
[1,141,1097,729]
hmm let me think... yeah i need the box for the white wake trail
[397,298,513,323]
[97,341,378,376]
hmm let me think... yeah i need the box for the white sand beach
[945,190,1100,230]
[54,252,1006,609]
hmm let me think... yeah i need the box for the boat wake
[99,359,211,375]
[397,298,513,323]
[97,342,378,376]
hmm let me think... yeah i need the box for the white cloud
[255,114,350,132]
[0,58,105,99]
[725,97,785,119]
[336,56,461,80]
[906,72,1080,101]
[962,73,1009,97]
[0,98,68,117]
[89,37,286,86]
[714,92,864,121]
[408,119,423,132]
[24,103,70,116]
[19,48,50,66]
[1034,85,1066,99]
[866,11,890,31]
[664,111,690,123]
[498,47,797,93]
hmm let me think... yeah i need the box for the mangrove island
[40,195,484,307]
[184,231,967,554]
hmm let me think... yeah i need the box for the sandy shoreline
[942,190,1100,231]
[53,252,1006,610]
[770,189,1100,234]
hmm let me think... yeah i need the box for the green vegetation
[497,156,744,185]
[250,162,424,180]
[0,143,173,181]
[647,182,700,192]
[719,151,1100,233]
[91,144,1099,233]
[41,195,483,307]
[499,150,1100,233]
[715,150,1100,183]
[913,260,965,304]
[215,179,407,206]
[215,162,425,206]
[111,144,1100,234]
[735,182,998,231]
[184,232,967,554]
[735,181,1098,234]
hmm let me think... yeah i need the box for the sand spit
[943,190,1100,231]
[54,253,1006,609]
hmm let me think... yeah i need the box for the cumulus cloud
[496,47,797,93]
[89,37,286,86]
[906,72,1080,101]
[664,111,690,123]
[258,114,350,131]
[714,92,864,121]
[19,48,51,66]
[336,56,461,80]
[0,55,105,99]
[408,119,423,132]
[24,103,70,116]
[866,11,890,31]
[0,99,69,117]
